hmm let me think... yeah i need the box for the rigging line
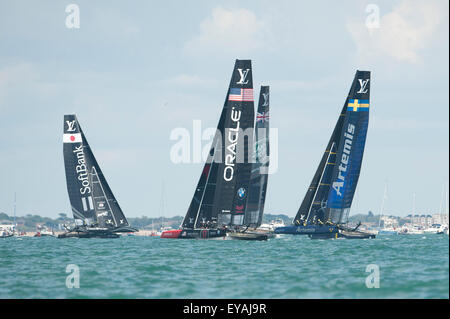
[92,166,118,227]
[193,139,219,229]
[306,142,336,223]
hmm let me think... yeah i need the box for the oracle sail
[59,114,137,238]
[162,59,255,239]
[275,70,374,238]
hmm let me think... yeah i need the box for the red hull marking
[160,229,182,238]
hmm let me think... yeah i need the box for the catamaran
[228,86,271,241]
[58,115,137,238]
[161,59,256,239]
[275,70,375,239]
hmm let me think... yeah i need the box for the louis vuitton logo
[262,93,269,106]
[357,79,370,94]
[66,120,76,132]
[236,68,250,85]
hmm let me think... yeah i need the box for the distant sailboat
[58,114,137,238]
[161,59,255,239]
[275,70,375,239]
[378,182,396,235]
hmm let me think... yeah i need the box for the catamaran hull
[180,229,227,239]
[309,229,376,239]
[161,229,226,239]
[274,225,337,235]
[58,230,121,239]
[227,232,268,241]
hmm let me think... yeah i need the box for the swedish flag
[347,99,369,112]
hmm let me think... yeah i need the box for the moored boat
[423,224,446,234]
[0,229,13,238]
[258,218,285,232]
[378,229,397,235]
[34,225,55,237]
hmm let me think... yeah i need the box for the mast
[439,183,445,215]
[160,180,165,229]
[378,182,388,228]
[412,192,416,227]
[13,192,16,229]
[446,182,449,222]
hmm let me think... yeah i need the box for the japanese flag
[63,133,82,143]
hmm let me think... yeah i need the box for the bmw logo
[237,187,246,199]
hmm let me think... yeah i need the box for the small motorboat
[0,230,13,238]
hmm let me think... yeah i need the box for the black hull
[309,229,376,239]
[228,231,268,241]
[58,230,120,239]
[179,228,227,239]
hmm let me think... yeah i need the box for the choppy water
[0,234,448,298]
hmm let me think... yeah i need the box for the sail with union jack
[256,111,269,123]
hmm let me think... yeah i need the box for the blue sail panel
[326,70,370,223]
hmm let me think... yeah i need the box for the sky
[0,0,448,219]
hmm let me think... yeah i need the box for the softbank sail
[58,114,137,238]
[275,70,375,239]
[161,59,255,239]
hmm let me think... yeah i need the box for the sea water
[0,234,448,298]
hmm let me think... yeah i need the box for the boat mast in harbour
[378,182,388,229]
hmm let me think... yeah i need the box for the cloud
[347,0,447,63]
[184,7,266,56]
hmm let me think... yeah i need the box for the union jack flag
[256,111,269,123]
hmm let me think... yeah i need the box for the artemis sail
[275,70,373,238]
[59,114,136,238]
[162,59,255,239]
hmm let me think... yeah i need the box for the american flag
[256,111,269,123]
[228,88,254,102]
